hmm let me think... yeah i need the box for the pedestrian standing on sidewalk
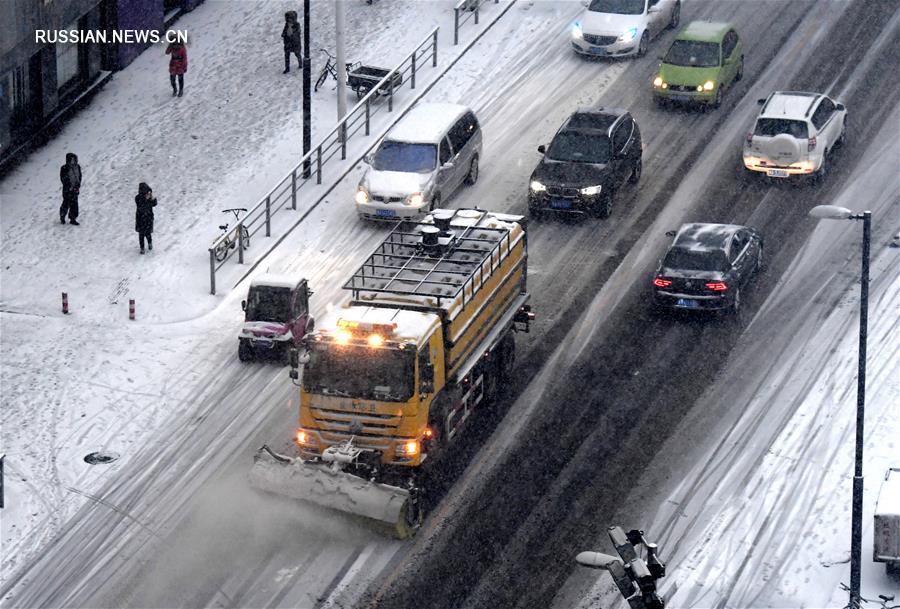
[281,11,302,74]
[166,40,188,96]
[135,183,157,254]
[59,152,82,225]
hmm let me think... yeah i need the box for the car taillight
[705,282,728,291]
[808,136,816,151]
[745,132,753,144]
[653,277,672,288]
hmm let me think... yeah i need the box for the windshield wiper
[317,387,353,398]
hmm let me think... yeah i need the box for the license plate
[375,208,396,218]
[589,46,608,55]
[766,169,789,178]
[252,339,274,348]
[550,198,572,209]
[676,298,699,309]
[671,95,690,103]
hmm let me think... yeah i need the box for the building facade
[0,0,203,173]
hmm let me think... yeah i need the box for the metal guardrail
[453,0,499,45]
[208,27,440,295]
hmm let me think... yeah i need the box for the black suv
[652,223,763,314]
[528,107,642,219]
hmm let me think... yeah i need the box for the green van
[652,21,743,108]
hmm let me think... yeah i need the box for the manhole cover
[84,451,119,465]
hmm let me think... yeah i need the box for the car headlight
[406,192,425,206]
[530,180,546,193]
[580,185,602,195]
[618,27,638,42]
[702,80,715,91]
[354,187,369,205]
[653,76,664,88]
[572,21,583,40]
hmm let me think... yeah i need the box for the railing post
[433,29,438,66]
[341,123,347,160]
[265,196,271,236]
[238,224,245,264]
[365,98,371,135]
[209,250,216,295]
[454,8,459,45]
[291,170,297,210]
[316,145,323,184]
[475,2,479,25]
[411,52,416,89]
[388,76,394,112]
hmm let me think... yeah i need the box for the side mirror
[363,153,374,164]
[241,300,247,311]
[537,144,546,154]
[648,6,659,13]
[664,230,677,237]
[441,161,454,171]
[756,98,766,105]
[835,102,845,111]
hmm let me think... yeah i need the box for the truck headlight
[355,187,369,205]
[530,180,546,193]
[580,185,602,195]
[397,440,420,457]
[618,27,638,42]
[296,429,315,446]
[653,76,664,88]
[406,192,425,206]
[702,80,715,91]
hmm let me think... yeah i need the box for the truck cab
[239,274,313,362]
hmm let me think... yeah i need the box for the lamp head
[575,551,622,570]
[809,204,853,220]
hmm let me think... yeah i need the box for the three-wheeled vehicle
[238,275,314,363]
[875,467,900,574]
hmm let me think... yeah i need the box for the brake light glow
[424,426,434,439]
[335,329,352,344]
[706,282,728,291]
[653,277,672,287]
[808,136,816,151]
[367,333,384,347]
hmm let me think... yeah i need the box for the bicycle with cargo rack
[214,208,250,262]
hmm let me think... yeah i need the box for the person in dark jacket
[59,152,82,225]
[166,40,188,96]
[281,11,302,74]
[135,183,157,254]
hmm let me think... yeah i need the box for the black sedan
[528,107,642,219]
[652,223,763,314]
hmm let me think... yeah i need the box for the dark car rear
[528,107,642,219]
[652,223,763,314]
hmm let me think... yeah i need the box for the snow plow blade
[249,445,414,536]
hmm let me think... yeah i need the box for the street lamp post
[808,204,871,609]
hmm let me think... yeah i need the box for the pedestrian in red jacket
[166,40,187,97]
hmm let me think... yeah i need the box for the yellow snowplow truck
[250,208,533,537]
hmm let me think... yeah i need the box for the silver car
[355,102,483,221]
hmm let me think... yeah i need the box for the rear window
[663,248,728,272]
[547,131,611,164]
[664,40,720,67]
[754,118,809,138]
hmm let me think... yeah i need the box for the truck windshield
[246,286,292,322]
[547,131,611,164]
[373,141,437,173]
[304,344,415,402]
[664,40,720,67]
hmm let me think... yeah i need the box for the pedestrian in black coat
[59,152,82,225]
[282,11,302,73]
[135,182,157,254]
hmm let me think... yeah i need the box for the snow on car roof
[877,468,900,517]
[678,21,731,42]
[675,223,744,251]
[250,273,300,289]
[760,91,821,119]
[317,304,440,346]
[386,102,470,144]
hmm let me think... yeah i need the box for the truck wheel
[394,490,423,539]
[238,339,253,362]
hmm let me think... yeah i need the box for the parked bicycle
[314,48,359,92]
[214,208,250,262]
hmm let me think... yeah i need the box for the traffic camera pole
[302,0,311,178]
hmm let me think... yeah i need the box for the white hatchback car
[571,0,680,58]
[743,91,847,179]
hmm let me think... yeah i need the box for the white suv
[743,91,847,179]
